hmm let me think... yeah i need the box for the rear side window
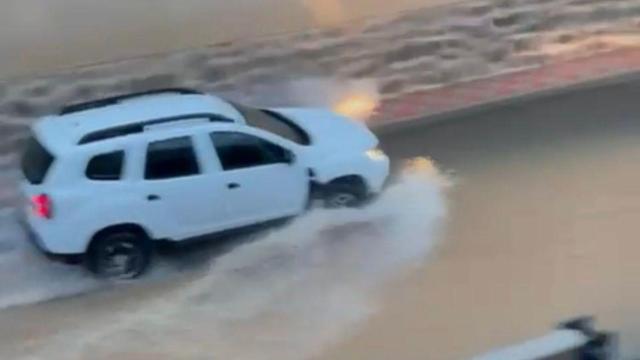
[210,132,289,171]
[145,137,200,180]
[86,151,124,181]
[21,135,55,185]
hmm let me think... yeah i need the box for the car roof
[34,92,245,152]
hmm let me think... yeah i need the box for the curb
[372,47,640,135]
[373,69,640,136]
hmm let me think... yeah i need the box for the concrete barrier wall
[1,0,640,206]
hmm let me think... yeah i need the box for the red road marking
[375,48,640,124]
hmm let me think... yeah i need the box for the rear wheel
[87,231,152,280]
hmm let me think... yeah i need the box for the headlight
[366,148,387,160]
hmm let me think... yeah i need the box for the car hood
[272,108,378,151]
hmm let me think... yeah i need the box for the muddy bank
[0,0,456,78]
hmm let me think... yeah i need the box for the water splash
[229,77,381,122]
[22,160,448,360]
[0,213,99,310]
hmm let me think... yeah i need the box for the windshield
[230,102,311,145]
[21,134,55,185]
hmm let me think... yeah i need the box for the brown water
[318,81,640,359]
[0,0,452,78]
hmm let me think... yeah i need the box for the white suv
[19,88,389,278]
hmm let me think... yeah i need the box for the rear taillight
[31,194,52,219]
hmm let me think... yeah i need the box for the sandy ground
[0,0,455,78]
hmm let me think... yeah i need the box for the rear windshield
[21,135,55,185]
[230,102,311,145]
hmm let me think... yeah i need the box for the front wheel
[323,182,367,208]
[86,231,152,280]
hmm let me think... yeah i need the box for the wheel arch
[87,223,152,252]
[327,174,367,186]
[311,174,369,199]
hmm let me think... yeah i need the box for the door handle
[227,183,240,189]
[147,194,161,201]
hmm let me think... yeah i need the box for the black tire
[61,255,83,265]
[323,182,367,208]
[86,231,152,280]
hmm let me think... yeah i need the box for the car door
[209,130,309,228]
[140,135,231,240]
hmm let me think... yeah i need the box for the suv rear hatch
[20,133,56,220]
[21,135,55,185]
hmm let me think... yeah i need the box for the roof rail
[59,88,204,115]
[77,113,234,145]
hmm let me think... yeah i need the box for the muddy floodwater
[319,79,640,359]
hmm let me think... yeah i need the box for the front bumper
[366,155,391,194]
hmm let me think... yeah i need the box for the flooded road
[319,77,640,359]
[0,0,453,78]
[2,76,640,359]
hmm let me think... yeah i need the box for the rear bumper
[17,213,75,262]
[18,213,49,253]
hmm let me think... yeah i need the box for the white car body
[19,89,389,265]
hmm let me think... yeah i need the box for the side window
[145,136,200,180]
[210,132,289,171]
[86,150,124,181]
